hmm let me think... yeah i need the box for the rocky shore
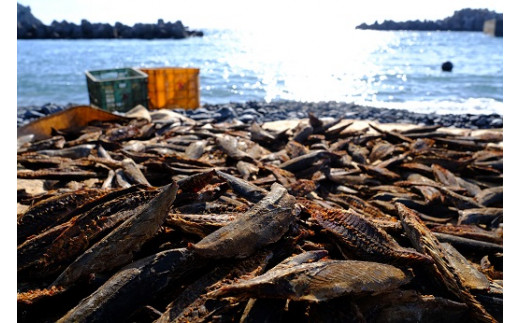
[17,3,203,39]
[17,101,503,130]
[356,8,502,33]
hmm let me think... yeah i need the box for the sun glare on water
[222,25,399,103]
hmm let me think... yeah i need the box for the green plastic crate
[85,67,149,112]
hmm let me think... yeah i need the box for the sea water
[17,29,503,115]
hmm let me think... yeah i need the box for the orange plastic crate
[139,67,200,110]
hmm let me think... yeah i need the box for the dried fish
[20,135,66,152]
[17,110,503,322]
[35,144,95,158]
[369,140,396,162]
[57,248,203,323]
[369,123,413,143]
[17,189,105,244]
[17,168,101,180]
[209,259,411,301]
[433,233,502,255]
[305,201,431,264]
[166,212,237,237]
[430,224,502,244]
[397,203,498,323]
[114,169,132,188]
[216,134,255,162]
[327,193,395,222]
[51,182,178,287]
[441,242,490,291]
[101,169,115,189]
[280,150,339,173]
[356,289,468,323]
[121,158,151,186]
[157,249,273,323]
[475,186,503,207]
[432,164,482,197]
[292,123,314,143]
[189,183,298,259]
[458,208,503,226]
[236,160,260,180]
[19,186,158,276]
[285,140,310,159]
[215,170,268,202]
[184,140,206,159]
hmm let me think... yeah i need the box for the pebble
[190,113,216,121]
[215,106,237,120]
[17,101,504,129]
[238,114,258,123]
[490,118,503,127]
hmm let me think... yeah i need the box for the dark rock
[242,108,263,117]
[172,108,187,115]
[238,114,257,123]
[39,103,62,115]
[215,106,237,121]
[24,110,45,119]
[190,108,210,115]
[190,113,215,121]
[17,3,202,40]
[356,8,503,32]
[475,116,489,127]
[490,118,503,127]
[17,3,47,38]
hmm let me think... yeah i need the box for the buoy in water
[441,61,453,72]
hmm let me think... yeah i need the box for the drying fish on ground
[209,258,411,302]
[17,108,503,322]
[51,182,178,288]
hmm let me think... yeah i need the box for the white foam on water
[351,97,503,115]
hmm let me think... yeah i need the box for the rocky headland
[17,3,203,39]
[356,8,503,34]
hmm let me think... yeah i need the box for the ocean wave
[352,98,503,115]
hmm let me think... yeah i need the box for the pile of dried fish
[17,107,503,322]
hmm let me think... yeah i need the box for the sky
[17,0,505,30]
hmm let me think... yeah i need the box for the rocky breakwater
[17,3,203,39]
[356,8,503,32]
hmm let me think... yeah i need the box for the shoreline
[18,101,503,130]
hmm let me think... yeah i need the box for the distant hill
[17,3,203,39]
[356,8,503,33]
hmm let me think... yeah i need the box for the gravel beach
[17,101,503,129]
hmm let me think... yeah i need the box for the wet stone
[490,118,503,128]
[238,114,258,123]
[190,113,216,121]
